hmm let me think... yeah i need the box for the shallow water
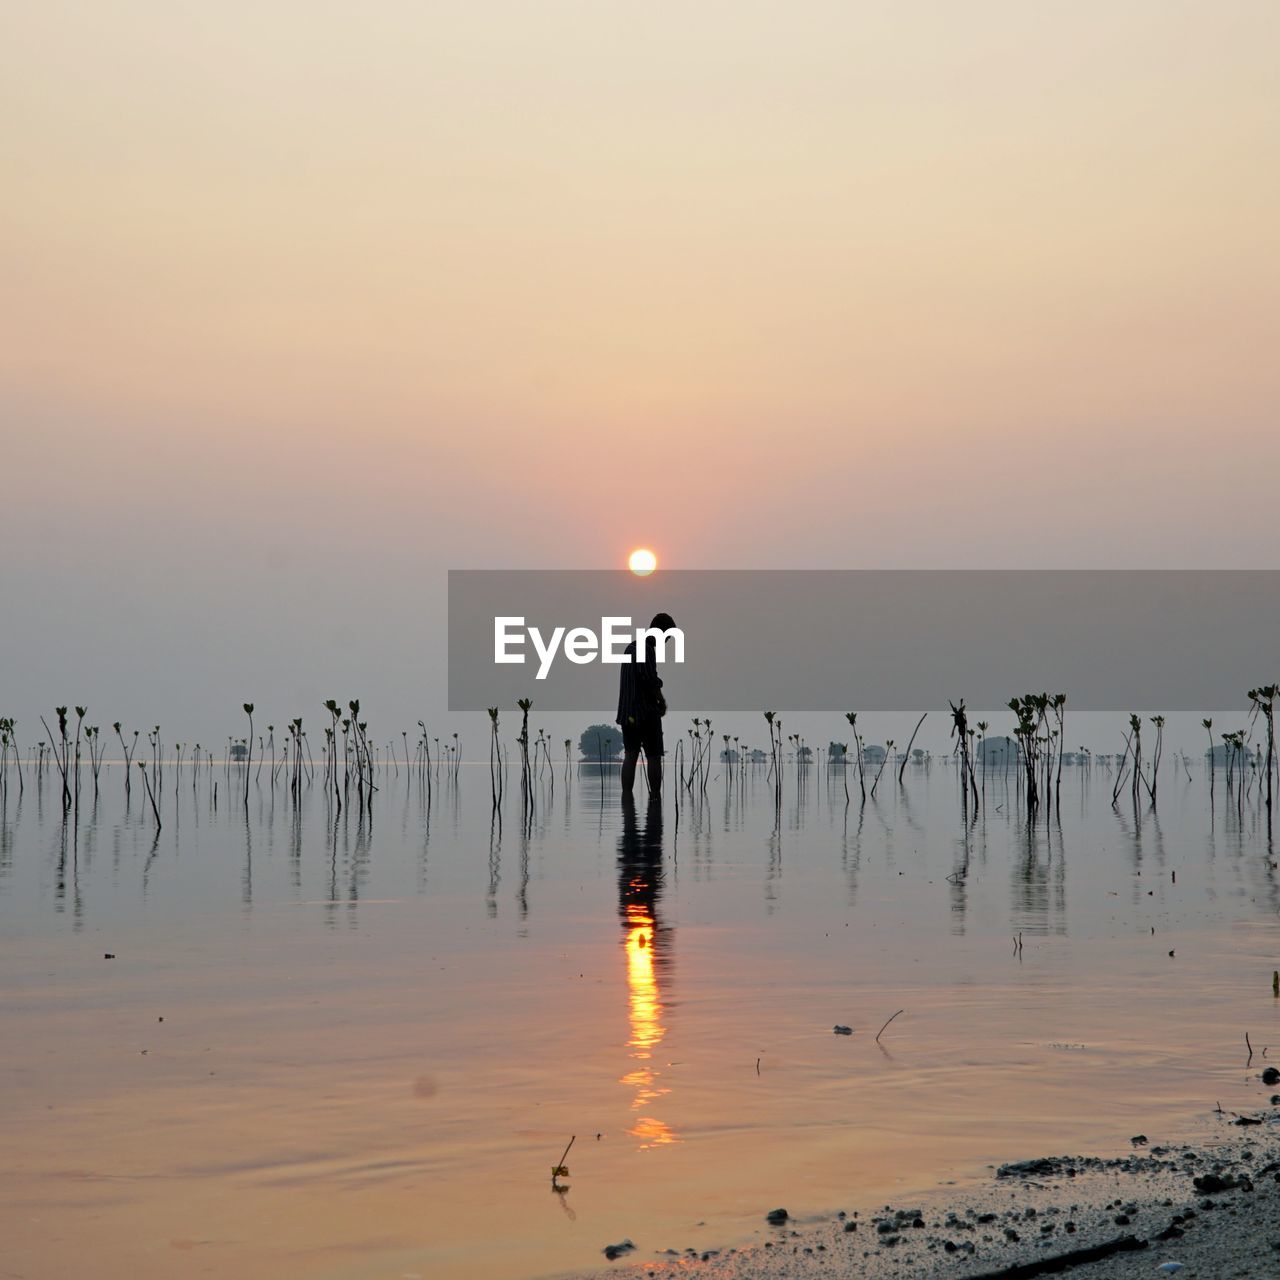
[2,762,1278,1279]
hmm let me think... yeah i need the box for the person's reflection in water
[618,791,677,1148]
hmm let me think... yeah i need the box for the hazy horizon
[5,1,1279,733]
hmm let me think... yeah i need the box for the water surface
[1,761,1277,1278]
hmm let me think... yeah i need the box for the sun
[628,547,658,576]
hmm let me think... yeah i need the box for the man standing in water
[617,611,675,795]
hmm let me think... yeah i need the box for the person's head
[650,612,676,632]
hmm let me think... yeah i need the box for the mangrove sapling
[1050,694,1067,800]
[844,713,866,802]
[870,739,894,797]
[40,708,70,809]
[898,713,927,786]
[1111,725,1134,805]
[1248,685,1278,822]
[112,724,136,796]
[1223,730,1242,791]
[1128,715,1148,806]
[685,718,701,794]
[72,706,87,806]
[324,702,343,812]
[517,698,533,811]
[137,761,162,830]
[540,733,554,796]
[1146,714,1165,802]
[488,708,502,810]
[1007,694,1062,818]
[949,701,979,813]
[0,718,21,796]
[1204,718,1215,804]
[243,704,254,809]
[85,725,104,795]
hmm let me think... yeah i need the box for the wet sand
[558,1114,1280,1280]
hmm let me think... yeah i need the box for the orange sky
[2,2,1279,724]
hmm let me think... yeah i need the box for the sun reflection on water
[618,798,677,1148]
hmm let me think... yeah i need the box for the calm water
[2,760,1278,1279]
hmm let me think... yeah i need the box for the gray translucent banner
[448,570,1279,712]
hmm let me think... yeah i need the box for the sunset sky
[4,1,1278,732]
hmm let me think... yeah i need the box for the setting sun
[628,548,657,576]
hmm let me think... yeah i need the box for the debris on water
[1232,1114,1262,1126]
[765,1208,789,1225]
[601,1239,634,1260]
[833,1025,853,1036]
[104,953,115,960]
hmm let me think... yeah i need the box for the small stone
[765,1208,789,1226]
[1263,1067,1280,1085]
[833,1025,853,1036]
[1193,1174,1234,1194]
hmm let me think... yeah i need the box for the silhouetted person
[617,611,674,795]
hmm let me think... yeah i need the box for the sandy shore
[553,1113,1280,1280]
